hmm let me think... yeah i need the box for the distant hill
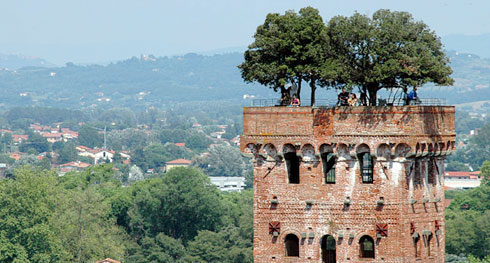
[420,50,490,104]
[0,51,489,109]
[443,34,490,59]
[0,53,274,110]
[0,53,55,70]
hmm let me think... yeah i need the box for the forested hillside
[1,51,490,110]
[0,53,272,110]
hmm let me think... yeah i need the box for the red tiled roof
[445,171,482,180]
[9,153,23,160]
[444,171,471,177]
[166,159,191,165]
[41,132,62,138]
[96,258,120,263]
[12,134,28,139]
[175,143,186,147]
[60,161,91,168]
[77,145,92,151]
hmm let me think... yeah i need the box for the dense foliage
[0,165,253,262]
[240,8,453,105]
[238,7,336,104]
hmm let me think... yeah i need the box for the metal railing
[251,99,337,107]
[250,98,447,107]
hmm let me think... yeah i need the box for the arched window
[321,235,336,263]
[424,232,433,257]
[284,144,300,184]
[358,154,373,183]
[285,234,299,257]
[357,144,373,184]
[321,152,336,184]
[413,235,421,258]
[427,158,437,185]
[359,235,375,258]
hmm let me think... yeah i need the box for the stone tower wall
[241,106,455,263]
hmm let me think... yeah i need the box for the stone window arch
[359,235,375,258]
[357,144,373,184]
[301,144,316,162]
[428,143,434,155]
[321,235,336,263]
[264,143,277,159]
[413,234,421,258]
[376,143,391,161]
[283,144,299,184]
[423,232,433,257]
[320,144,335,184]
[285,233,300,257]
[336,143,350,160]
[438,142,445,155]
[244,143,257,155]
[394,143,411,158]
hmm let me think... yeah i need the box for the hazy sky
[1,0,489,64]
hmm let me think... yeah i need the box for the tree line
[239,7,453,105]
[0,165,253,262]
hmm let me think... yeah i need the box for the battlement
[243,105,454,135]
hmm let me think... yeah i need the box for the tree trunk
[310,79,316,107]
[297,77,302,100]
[368,85,378,106]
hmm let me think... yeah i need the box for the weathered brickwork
[241,106,455,263]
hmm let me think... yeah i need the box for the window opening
[414,159,422,186]
[359,235,375,258]
[427,158,437,185]
[285,234,299,257]
[425,233,432,257]
[285,152,300,184]
[321,235,336,263]
[414,236,420,258]
[322,152,336,184]
[358,153,373,183]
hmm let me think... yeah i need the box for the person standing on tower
[337,88,350,106]
[407,86,420,105]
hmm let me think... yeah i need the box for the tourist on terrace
[348,93,358,106]
[280,91,291,106]
[337,88,350,106]
[408,86,420,105]
[290,94,300,107]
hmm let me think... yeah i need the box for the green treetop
[328,9,453,105]
[238,7,336,105]
[241,8,453,106]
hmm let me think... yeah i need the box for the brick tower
[241,105,455,263]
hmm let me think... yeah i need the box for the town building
[165,158,191,172]
[209,176,246,192]
[12,134,28,144]
[77,146,115,164]
[444,171,482,189]
[59,161,91,174]
[241,105,455,263]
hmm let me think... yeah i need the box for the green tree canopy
[78,125,103,148]
[327,9,453,105]
[129,167,223,242]
[193,144,249,177]
[0,167,69,262]
[238,7,336,104]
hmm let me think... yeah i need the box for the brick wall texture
[241,106,456,263]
